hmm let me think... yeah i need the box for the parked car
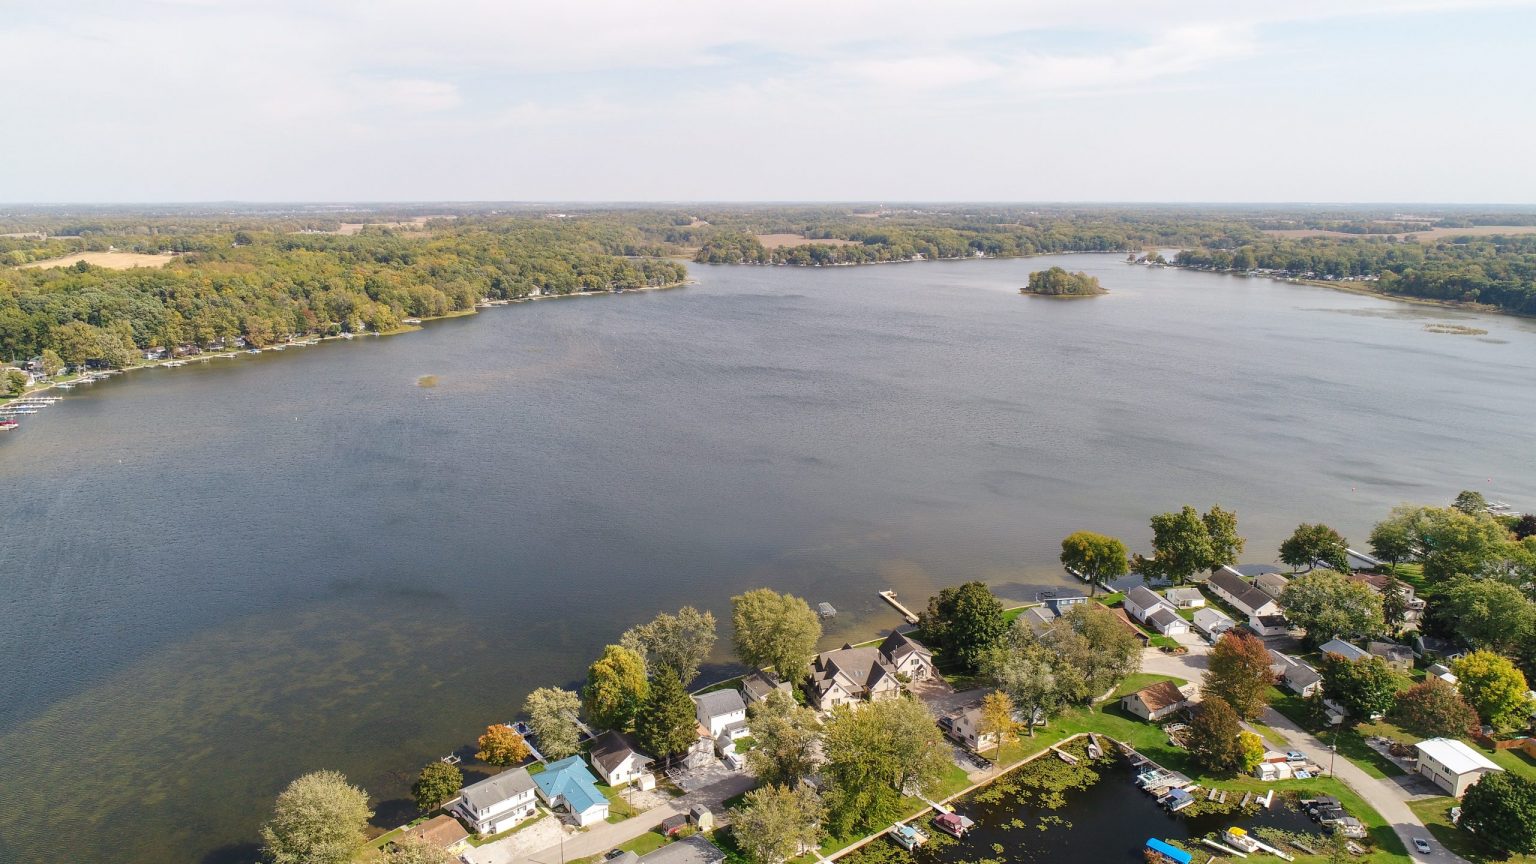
[1413,838,1431,854]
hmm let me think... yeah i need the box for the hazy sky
[5,0,1536,203]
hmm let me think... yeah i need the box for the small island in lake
[1021,266,1107,296]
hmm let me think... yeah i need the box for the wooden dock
[878,590,921,624]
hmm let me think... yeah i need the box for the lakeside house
[1191,607,1236,639]
[1122,586,1188,636]
[1121,680,1189,721]
[533,756,609,827]
[1206,568,1283,619]
[1020,589,1089,637]
[806,632,932,710]
[1164,587,1205,609]
[740,670,792,704]
[405,814,470,854]
[694,689,750,757]
[588,730,653,786]
[457,766,538,835]
[946,704,999,753]
[1415,738,1503,796]
[1269,649,1323,697]
[1254,571,1290,600]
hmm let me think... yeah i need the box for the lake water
[2,255,1533,864]
[912,756,1321,864]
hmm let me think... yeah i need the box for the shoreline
[1162,262,1532,320]
[0,279,694,413]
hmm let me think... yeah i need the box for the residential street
[1141,643,1464,864]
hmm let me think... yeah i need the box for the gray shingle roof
[639,836,726,864]
[461,766,534,811]
[693,688,745,719]
[1125,585,1165,612]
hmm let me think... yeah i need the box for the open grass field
[755,233,859,249]
[18,250,174,269]
[1261,225,1536,242]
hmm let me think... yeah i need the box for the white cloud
[1,0,1534,200]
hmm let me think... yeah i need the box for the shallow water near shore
[2,254,1534,864]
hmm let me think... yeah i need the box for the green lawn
[616,832,669,856]
[463,811,544,848]
[1406,796,1536,864]
[600,783,641,823]
[1487,744,1536,782]
[1267,687,1406,780]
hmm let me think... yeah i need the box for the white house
[587,730,653,786]
[1123,586,1170,623]
[1254,571,1290,600]
[1146,606,1190,636]
[946,704,998,753]
[1192,607,1236,639]
[1164,587,1206,609]
[1248,613,1291,637]
[1269,649,1323,697]
[458,766,538,835]
[1121,680,1188,721]
[1124,586,1187,636]
[694,689,748,741]
[1207,568,1282,618]
[1416,738,1503,797]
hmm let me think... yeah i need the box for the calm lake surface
[2,255,1534,864]
[915,758,1318,864]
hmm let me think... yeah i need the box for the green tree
[1381,578,1413,632]
[386,835,458,864]
[1278,523,1350,572]
[1460,772,1536,855]
[978,690,1016,760]
[260,770,373,864]
[982,628,1080,736]
[918,581,1007,674]
[1393,678,1479,739]
[523,687,581,759]
[731,588,822,683]
[1022,267,1105,296]
[1202,630,1273,720]
[1135,505,1244,585]
[1039,603,1141,702]
[1453,650,1534,733]
[1421,508,1513,582]
[1438,576,1536,655]
[621,606,718,686]
[583,644,649,731]
[39,349,64,377]
[476,724,530,766]
[635,666,698,762]
[820,698,951,836]
[1059,531,1130,595]
[1318,653,1398,721]
[731,784,824,864]
[1369,507,1423,570]
[1188,696,1250,776]
[746,690,822,787]
[1454,490,1490,515]
[1279,569,1385,645]
[411,762,462,813]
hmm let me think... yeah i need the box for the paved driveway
[1139,645,1462,864]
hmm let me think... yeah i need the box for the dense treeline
[0,219,686,365]
[693,211,1256,266]
[1175,234,1536,315]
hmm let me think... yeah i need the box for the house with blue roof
[533,756,610,826]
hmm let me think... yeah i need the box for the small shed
[689,804,715,832]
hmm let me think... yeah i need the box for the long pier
[878,590,921,624]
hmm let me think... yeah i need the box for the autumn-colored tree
[1202,630,1273,720]
[978,690,1016,760]
[583,644,649,731]
[1393,678,1479,739]
[1454,650,1534,733]
[1189,696,1251,776]
[475,724,530,766]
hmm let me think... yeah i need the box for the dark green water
[2,255,1532,863]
